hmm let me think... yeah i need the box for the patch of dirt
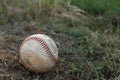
[0,32,29,80]
[0,26,74,80]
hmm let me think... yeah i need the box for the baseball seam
[19,36,58,64]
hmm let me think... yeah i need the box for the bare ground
[0,23,78,80]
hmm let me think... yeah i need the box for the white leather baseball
[19,34,58,73]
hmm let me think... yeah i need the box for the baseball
[19,34,58,73]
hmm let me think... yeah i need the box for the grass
[71,0,120,15]
[0,0,120,80]
[52,23,120,79]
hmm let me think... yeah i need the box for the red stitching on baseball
[20,36,58,64]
